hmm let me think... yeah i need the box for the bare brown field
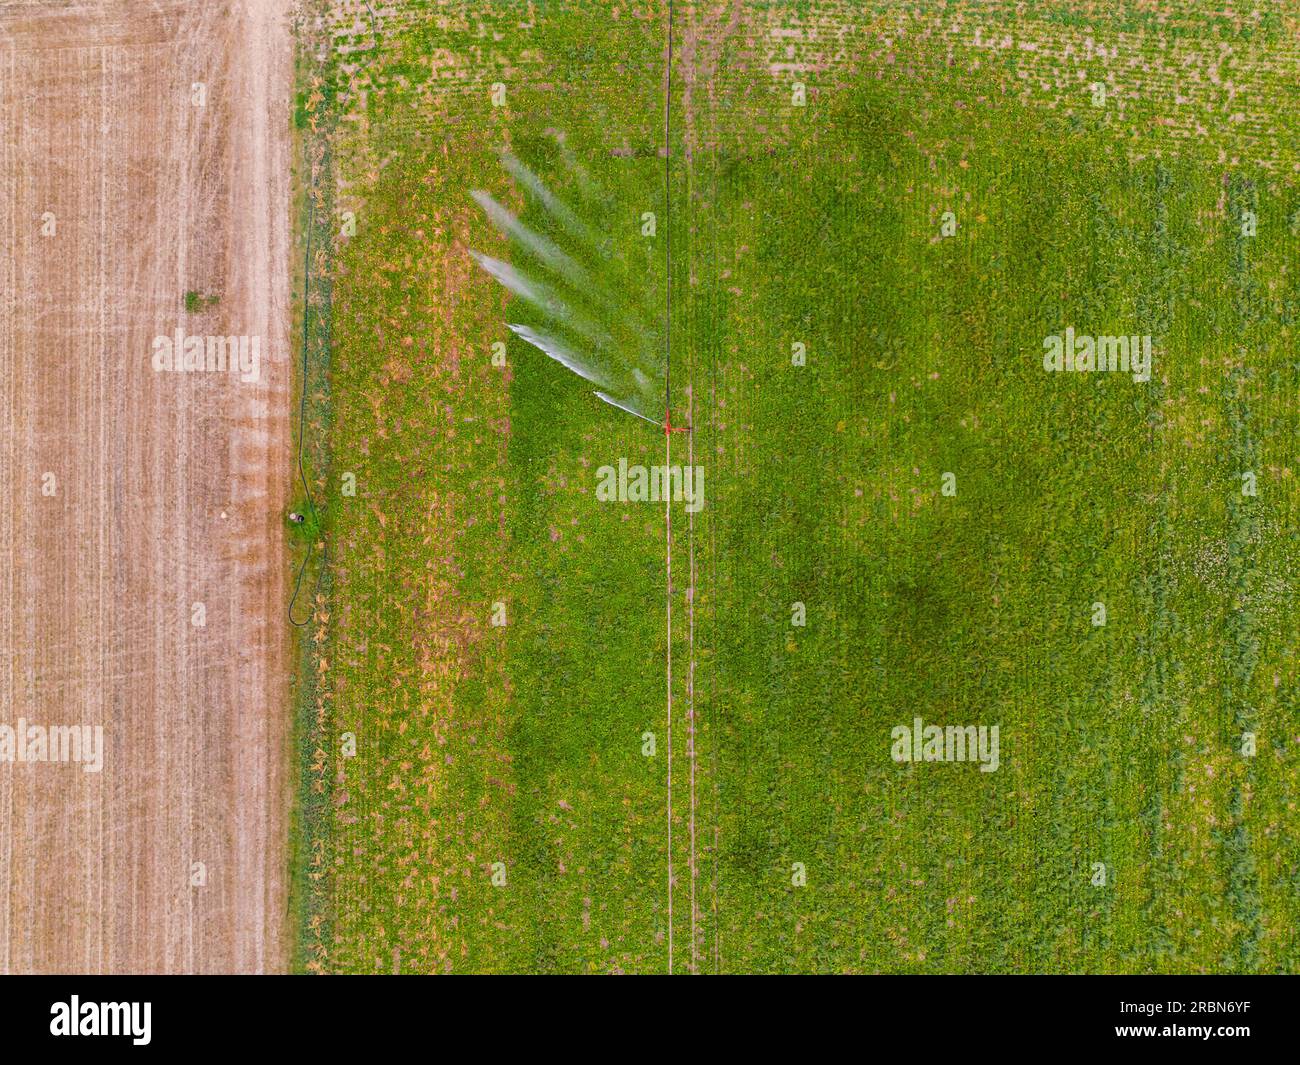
[0,0,292,972]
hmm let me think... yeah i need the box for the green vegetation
[290,1,1300,973]
[183,290,219,313]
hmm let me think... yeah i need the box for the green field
[289,1,1300,973]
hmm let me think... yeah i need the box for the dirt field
[0,0,292,972]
